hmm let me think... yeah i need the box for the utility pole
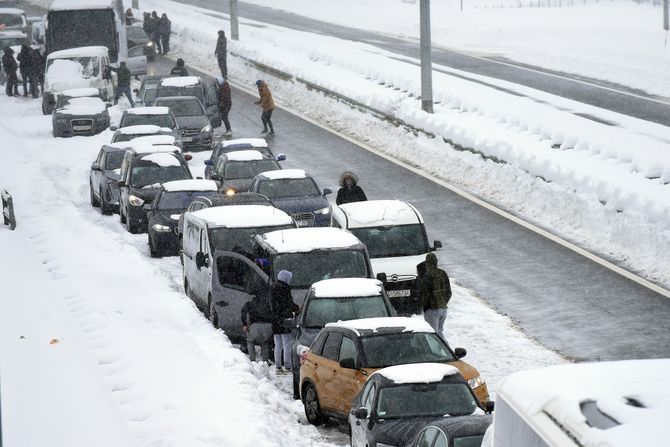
[664,0,669,31]
[230,0,239,41]
[132,0,139,9]
[419,0,434,113]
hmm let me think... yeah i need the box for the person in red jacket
[216,76,232,135]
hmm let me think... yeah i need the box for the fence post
[2,190,16,230]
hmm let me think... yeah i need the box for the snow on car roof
[225,150,265,161]
[60,97,106,115]
[0,8,26,14]
[221,138,268,148]
[49,0,116,11]
[47,46,108,59]
[140,153,181,167]
[162,180,217,193]
[126,107,170,115]
[160,76,200,87]
[258,169,307,180]
[311,278,383,298]
[191,205,293,228]
[0,30,26,38]
[117,125,168,135]
[259,227,362,252]
[326,316,434,335]
[497,359,670,447]
[339,200,423,228]
[374,363,460,384]
[130,135,176,145]
[60,88,100,98]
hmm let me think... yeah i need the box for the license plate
[182,136,193,142]
[73,125,92,131]
[296,219,311,227]
[387,289,411,298]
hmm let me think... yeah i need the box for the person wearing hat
[254,80,275,135]
[214,30,227,77]
[216,76,232,135]
[270,270,298,374]
[2,47,19,97]
[170,58,188,76]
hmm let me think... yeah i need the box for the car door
[204,82,220,125]
[182,218,200,299]
[332,335,368,416]
[212,250,270,339]
[126,46,147,76]
[91,148,105,198]
[313,331,342,413]
[191,226,211,305]
[351,380,376,447]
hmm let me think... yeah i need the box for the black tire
[184,278,191,297]
[120,206,127,224]
[149,236,160,258]
[126,214,139,234]
[90,183,99,207]
[99,188,113,215]
[208,295,218,327]
[303,384,323,426]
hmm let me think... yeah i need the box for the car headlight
[468,375,484,389]
[314,207,330,215]
[201,124,212,134]
[128,195,145,206]
[146,41,154,47]
[152,224,172,233]
[96,115,107,122]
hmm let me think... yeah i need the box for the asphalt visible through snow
[173,0,670,127]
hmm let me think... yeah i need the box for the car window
[183,220,198,255]
[320,332,342,361]
[128,46,144,58]
[158,191,217,210]
[417,427,440,447]
[209,224,295,260]
[361,332,455,368]
[272,250,368,288]
[310,330,328,355]
[126,26,146,39]
[0,13,24,28]
[377,383,477,419]
[121,113,176,128]
[338,336,357,363]
[104,151,124,170]
[452,435,483,447]
[213,157,225,175]
[129,163,191,188]
[224,160,280,180]
[155,98,204,117]
[257,178,320,198]
[350,224,430,258]
[199,229,208,254]
[304,296,389,329]
[96,148,105,164]
[205,83,218,106]
[361,381,376,412]
[217,255,263,291]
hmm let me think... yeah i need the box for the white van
[484,359,670,447]
[181,205,296,335]
[332,200,441,315]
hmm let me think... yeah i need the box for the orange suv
[299,317,490,425]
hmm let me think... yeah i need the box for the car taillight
[299,349,310,365]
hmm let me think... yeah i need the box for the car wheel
[126,214,139,234]
[208,295,218,327]
[120,206,127,224]
[99,188,112,215]
[149,236,160,258]
[303,384,323,426]
[90,182,99,207]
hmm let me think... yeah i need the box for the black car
[146,180,220,257]
[204,138,275,179]
[89,143,128,214]
[407,415,493,447]
[348,363,493,447]
[52,88,110,137]
[211,150,285,193]
[153,96,213,151]
[118,146,193,233]
[126,25,156,61]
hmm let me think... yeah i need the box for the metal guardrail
[2,190,16,230]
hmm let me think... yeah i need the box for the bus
[46,0,127,64]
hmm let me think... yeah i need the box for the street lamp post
[419,0,434,113]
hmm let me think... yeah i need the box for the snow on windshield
[47,57,99,79]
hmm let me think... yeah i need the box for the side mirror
[110,125,118,131]
[195,251,209,270]
[484,401,495,414]
[117,180,126,187]
[283,318,297,329]
[276,153,286,161]
[323,188,332,196]
[339,358,356,369]
[91,162,102,171]
[376,272,387,283]
[204,159,214,166]
[211,174,222,182]
[353,407,368,419]
[454,347,467,359]
[432,240,442,251]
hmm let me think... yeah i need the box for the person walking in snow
[336,171,367,205]
[216,76,232,134]
[2,47,19,97]
[241,291,274,363]
[158,13,171,54]
[150,11,162,54]
[170,58,188,76]
[17,42,33,97]
[254,80,274,134]
[270,270,299,374]
[419,252,452,344]
[107,62,134,107]
[214,30,227,77]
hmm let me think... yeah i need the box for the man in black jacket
[241,292,274,362]
[270,270,299,373]
[17,42,33,97]
[336,171,367,205]
[107,62,134,107]
[170,58,188,76]
[2,47,19,97]
[214,30,227,77]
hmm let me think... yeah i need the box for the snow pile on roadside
[146,0,670,284]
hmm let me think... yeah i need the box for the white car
[0,8,27,32]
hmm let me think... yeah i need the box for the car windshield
[46,57,100,78]
[104,151,125,170]
[142,87,157,105]
[257,178,319,198]
[453,436,485,447]
[0,14,24,28]
[156,99,203,117]
[121,114,176,129]
[0,36,25,47]
[126,26,146,39]
[361,332,455,367]
[304,296,389,329]
[130,163,190,188]
[216,145,271,160]
[273,250,368,288]
[158,191,219,210]
[210,224,295,258]
[350,224,429,258]
[376,383,478,419]
[156,86,204,102]
[224,160,280,180]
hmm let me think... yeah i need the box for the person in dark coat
[24,48,41,98]
[419,252,452,343]
[107,62,134,107]
[125,8,134,25]
[33,49,45,95]
[254,80,274,134]
[142,12,152,35]
[158,13,171,55]
[216,76,232,134]
[150,11,162,54]
[3,47,19,97]
[214,30,227,77]
[336,171,367,205]
[17,42,33,97]
[270,270,299,373]
[170,58,188,76]
[241,291,274,362]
